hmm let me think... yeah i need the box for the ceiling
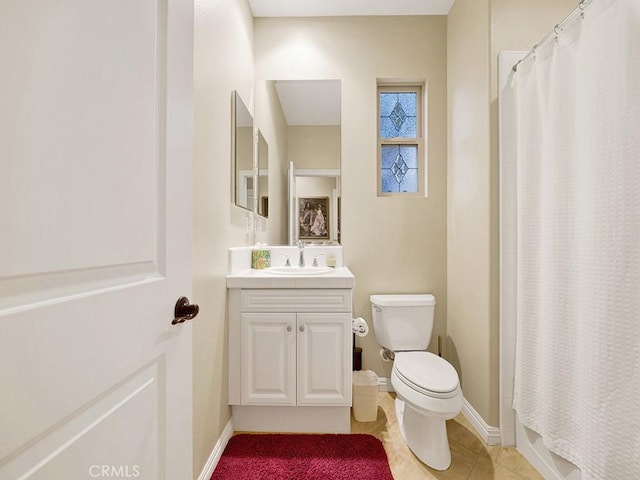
[275,80,341,126]
[257,2,455,125]
[249,0,455,17]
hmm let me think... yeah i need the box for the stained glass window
[377,85,424,196]
[381,145,419,193]
[379,92,417,139]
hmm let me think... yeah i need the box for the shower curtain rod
[512,0,594,72]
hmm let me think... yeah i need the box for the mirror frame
[256,130,268,218]
[231,91,254,213]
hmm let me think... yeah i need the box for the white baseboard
[232,405,350,433]
[381,378,501,446]
[197,418,234,480]
[462,398,501,446]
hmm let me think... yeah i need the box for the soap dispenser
[251,243,271,269]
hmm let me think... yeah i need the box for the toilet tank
[370,294,436,351]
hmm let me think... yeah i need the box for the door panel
[0,0,165,312]
[3,363,160,479]
[297,313,351,406]
[1,0,160,283]
[241,313,296,405]
[0,1,193,479]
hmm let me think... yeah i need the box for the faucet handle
[312,254,325,267]
[279,254,291,267]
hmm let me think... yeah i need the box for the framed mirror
[272,80,341,243]
[232,91,254,212]
[257,130,269,218]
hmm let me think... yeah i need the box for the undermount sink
[263,266,334,276]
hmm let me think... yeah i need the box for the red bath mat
[211,433,395,480]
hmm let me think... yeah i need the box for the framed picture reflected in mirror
[298,197,329,240]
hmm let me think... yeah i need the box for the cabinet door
[241,313,296,405]
[297,313,352,406]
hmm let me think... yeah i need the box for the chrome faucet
[297,240,305,267]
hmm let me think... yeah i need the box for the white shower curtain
[511,0,640,479]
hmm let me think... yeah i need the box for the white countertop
[226,266,355,289]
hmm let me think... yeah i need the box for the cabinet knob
[287,325,292,332]
[299,325,305,332]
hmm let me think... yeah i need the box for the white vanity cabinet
[228,286,354,433]
[242,311,351,406]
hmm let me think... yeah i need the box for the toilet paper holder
[352,317,369,336]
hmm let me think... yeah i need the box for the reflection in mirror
[265,80,341,243]
[257,130,268,218]
[233,91,254,212]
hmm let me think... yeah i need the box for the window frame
[376,84,425,197]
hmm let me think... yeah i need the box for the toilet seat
[393,352,460,399]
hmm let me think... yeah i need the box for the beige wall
[297,177,338,196]
[491,0,577,85]
[447,0,493,424]
[289,126,341,170]
[447,0,577,427]
[189,5,579,470]
[254,80,289,244]
[193,0,254,476]
[255,16,448,378]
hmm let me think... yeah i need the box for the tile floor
[351,392,543,480]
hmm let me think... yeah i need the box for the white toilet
[370,294,462,471]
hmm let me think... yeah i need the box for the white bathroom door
[0,1,194,479]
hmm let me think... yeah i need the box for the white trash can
[352,370,379,422]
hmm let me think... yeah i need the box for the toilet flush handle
[373,305,382,312]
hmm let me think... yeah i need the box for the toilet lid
[394,352,459,395]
